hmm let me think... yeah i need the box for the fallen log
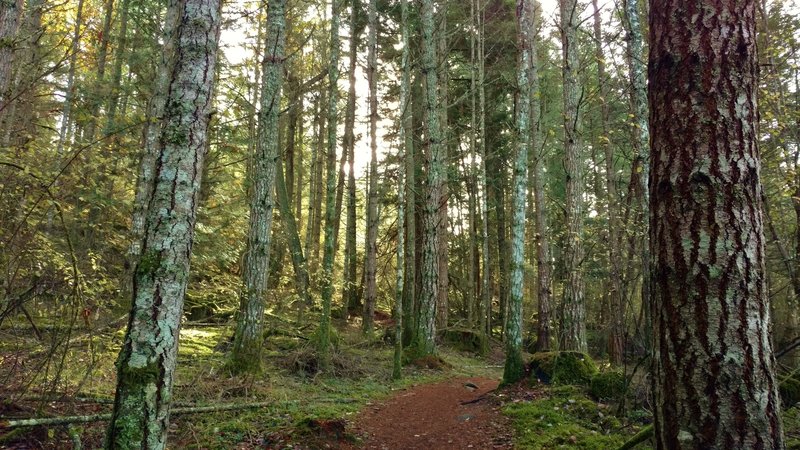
[0,401,273,429]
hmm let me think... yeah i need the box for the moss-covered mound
[438,328,489,355]
[590,370,626,401]
[529,351,597,386]
[504,385,630,449]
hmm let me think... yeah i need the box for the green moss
[785,407,800,449]
[590,370,626,401]
[438,328,489,355]
[781,371,800,408]
[504,386,633,449]
[529,351,597,386]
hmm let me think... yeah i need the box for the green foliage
[504,386,633,449]
[529,351,597,386]
[781,370,800,409]
[589,370,626,401]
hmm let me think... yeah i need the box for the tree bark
[401,0,415,341]
[503,0,533,385]
[0,0,23,116]
[649,0,784,447]
[411,0,443,358]
[558,0,586,352]
[343,0,361,315]
[105,1,221,447]
[230,0,286,375]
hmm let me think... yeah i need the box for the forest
[0,0,798,448]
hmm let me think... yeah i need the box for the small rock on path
[349,377,513,449]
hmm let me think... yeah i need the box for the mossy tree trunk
[105,0,221,447]
[649,0,784,447]
[503,0,534,385]
[401,0,416,342]
[316,0,341,370]
[411,0,443,358]
[0,0,23,113]
[343,0,361,316]
[230,0,286,375]
[558,0,586,352]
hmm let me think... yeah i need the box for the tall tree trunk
[528,1,551,352]
[276,152,310,309]
[411,0,443,358]
[478,0,490,337]
[401,0,415,341]
[624,0,651,353]
[394,0,409,368]
[55,0,85,158]
[467,0,477,326]
[310,90,326,275]
[436,3,449,329]
[316,0,341,370]
[105,0,220,447]
[363,0,378,334]
[558,0,586,352]
[342,0,361,316]
[83,0,114,142]
[649,0,784,447]
[592,0,623,364]
[504,0,533,385]
[230,0,286,375]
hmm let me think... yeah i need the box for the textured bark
[105,1,221,447]
[558,0,586,352]
[394,35,407,373]
[363,0,378,334]
[310,90,326,275]
[467,0,477,326]
[316,0,341,370]
[503,0,533,386]
[230,0,286,374]
[624,0,651,351]
[0,0,22,114]
[343,0,361,315]
[411,0,443,358]
[649,1,784,448]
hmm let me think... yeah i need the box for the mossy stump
[438,328,489,355]
[528,351,597,386]
[589,370,626,401]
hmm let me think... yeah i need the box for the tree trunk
[105,1,221,447]
[363,0,378,334]
[316,0,341,370]
[394,0,409,368]
[401,0,415,342]
[436,4,449,329]
[503,0,533,385]
[54,0,85,158]
[624,0,651,353]
[0,0,22,116]
[558,0,586,352]
[342,0,361,315]
[411,0,443,358]
[478,0,490,337]
[276,152,310,310]
[649,0,784,447]
[230,0,286,375]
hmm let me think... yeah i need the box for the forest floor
[1,311,799,449]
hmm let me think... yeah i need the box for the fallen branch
[0,401,273,429]
[616,425,653,450]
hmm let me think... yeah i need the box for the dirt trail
[349,377,513,449]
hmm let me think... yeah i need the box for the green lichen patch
[528,351,597,386]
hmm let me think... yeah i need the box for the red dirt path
[348,377,513,449]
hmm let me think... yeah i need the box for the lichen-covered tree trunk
[105,0,220,447]
[0,0,23,115]
[558,0,586,352]
[478,0,490,337]
[363,0,378,334]
[343,0,361,315]
[411,0,443,358]
[276,153,310,309]
[316,0,341,370]
[504,0,533,385]
[649,0,784,447]
[624,0,651,352]
[230,0,286,375]
[394,0,409,366]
